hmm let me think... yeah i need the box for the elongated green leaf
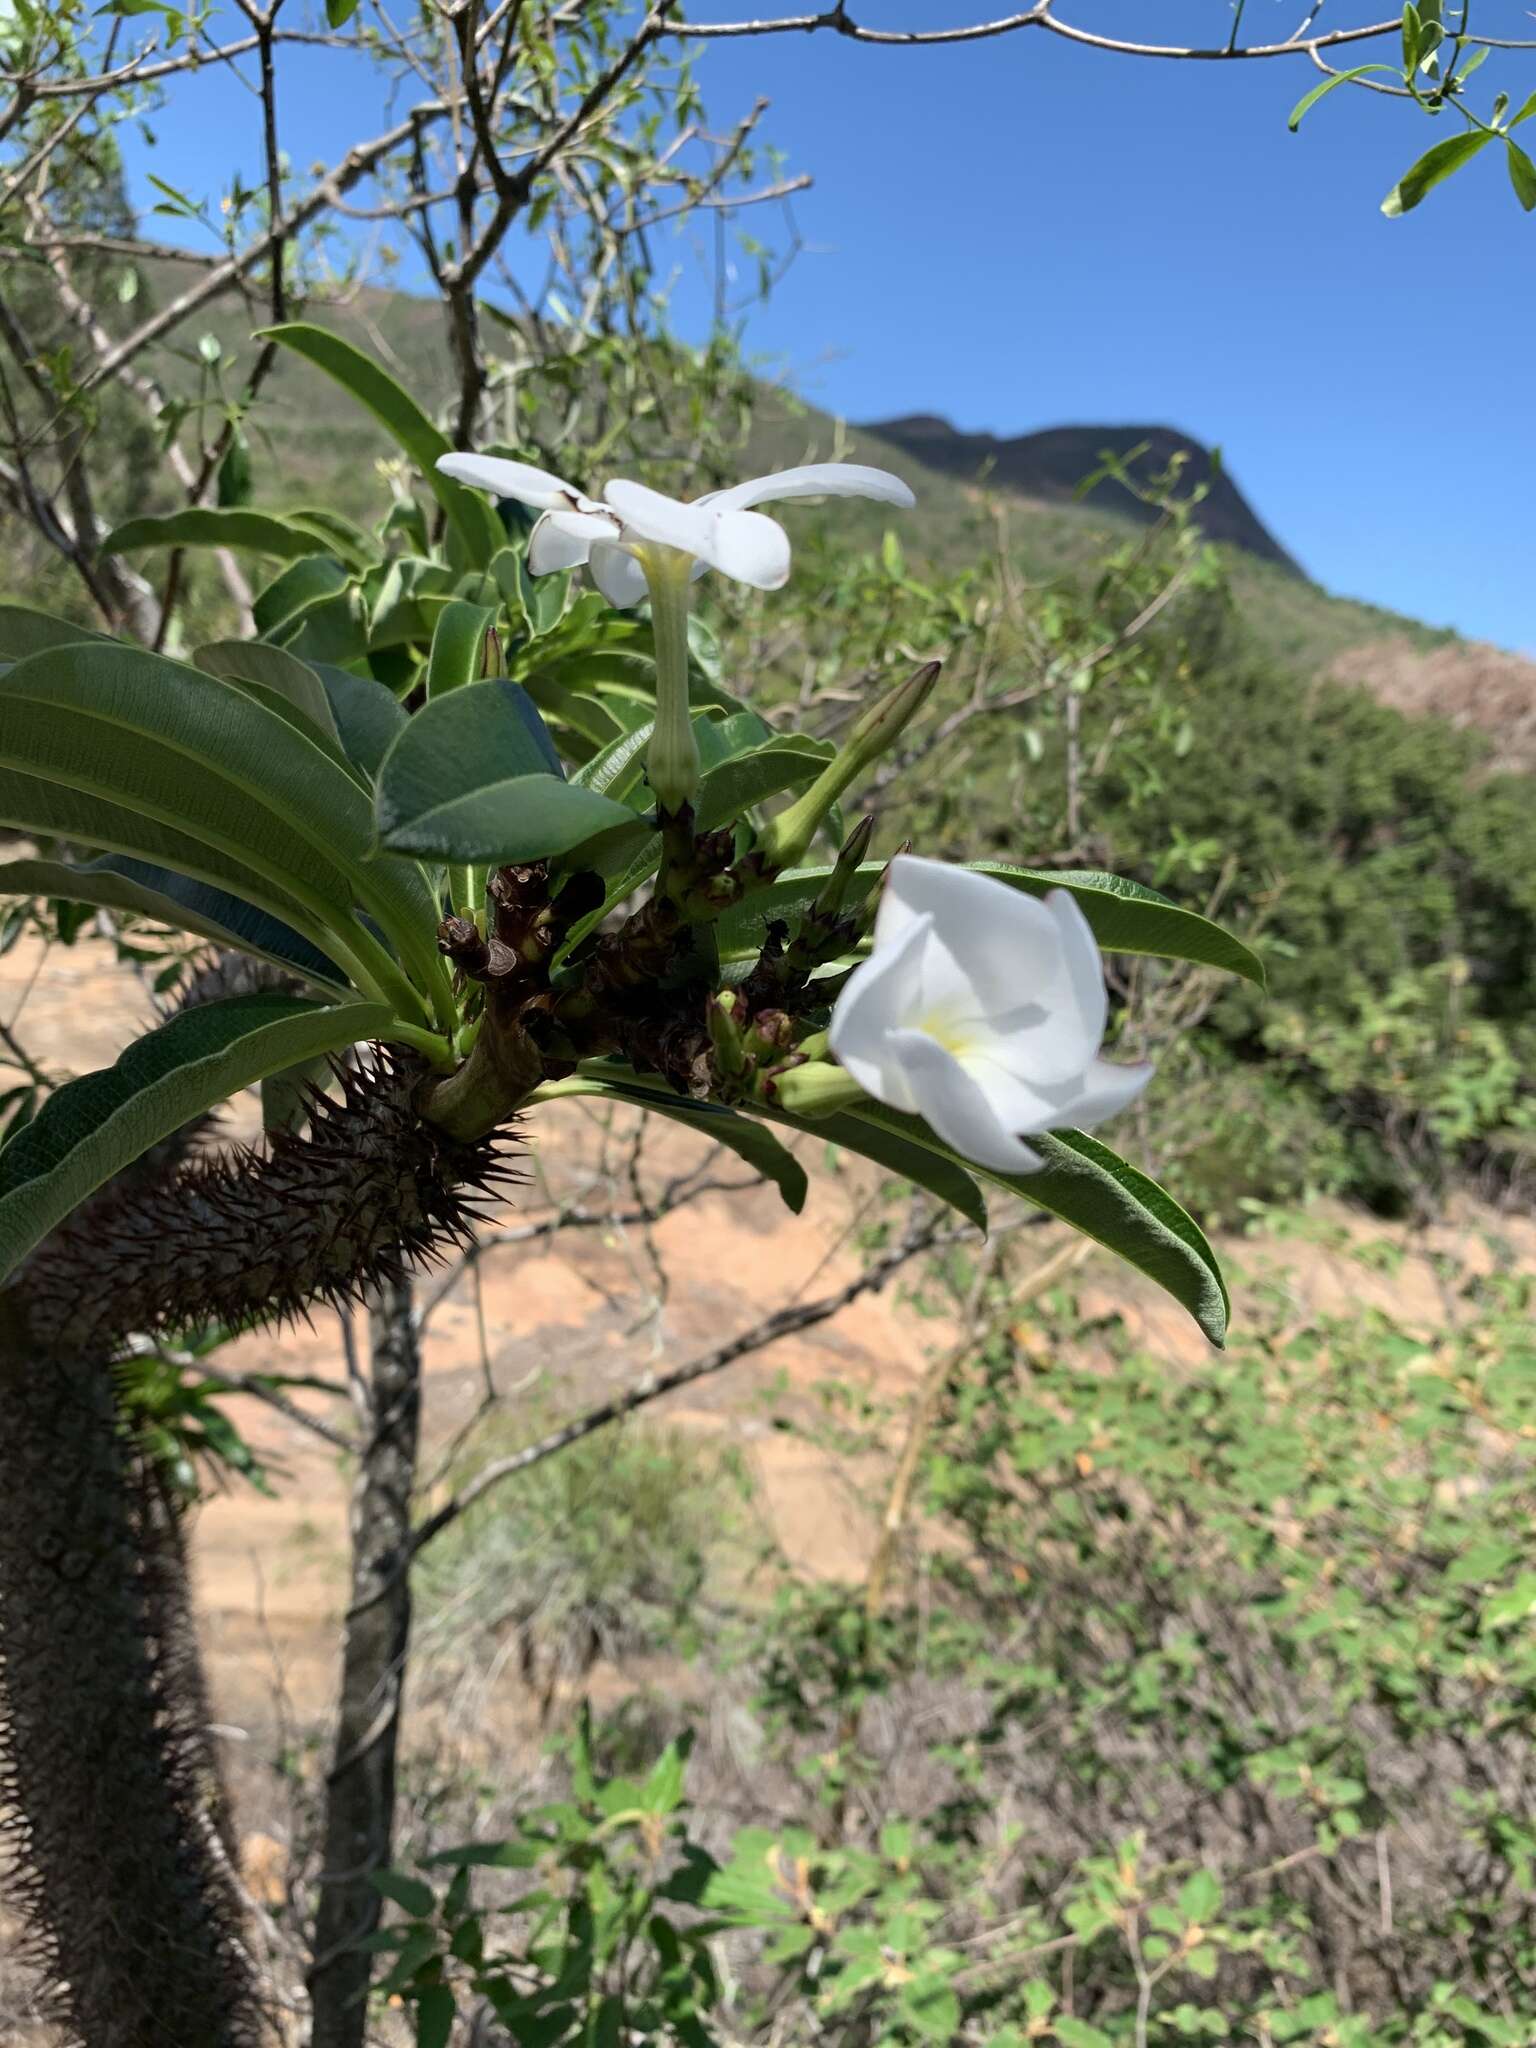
[0,991,391,1281]
[376,679,634,863]
[314,666,408,782]
[1287,64,1395,129]
[766,1101,985,1231]
[253,556,349,638]
[258,324,503,567]
[716,863,1264,986]
[852,1104,1228,1345]
[1507,138,1536,212]
[571,719,655,801]
[427,601,497,700]
[275,582,370,669]
[0,606,112,660]
[0,854,349,991]
[536,1069,808,1214]
[0,764,345,964]
[103,505,369,570]
[521,676,634,750]
[286,505,378,569]
[194,639,343,747]
[0,645,441,1004]
[1382,128,1495,216]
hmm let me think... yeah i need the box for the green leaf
[414,1985,454,2048]
[370,1870,436,1918]
[1401,0,1421,69]
[194,639,343,749]
[1508,89,1536,130]
[1054,2022,1113,2048]
[0,605,113,660]
[0,991,390,1281]
[277,584,370,670]
[216,431,252,509]
[0,765,345,970]
[426,600,497,700]
[571,720,655,800]
[697,734,834,830]
[287,505,378,569]
[102,505,370,571]
[0,855,349,991]
[1506,139,1536,211]
[1382,128,1496,215]
[1178,1869,1222,1922]
[375,680,634,864]
[1286,64,1396,130]
[257,324,503,567]
[981,866,1264,985]
[253,557,350,639]
[314,666,408,782]
[854,1105,1229,1345]
[765,1101,986,1232]
[716,863,1264,986]
[535,1069,809,1215]
[0,643,442,1007]
[325,0,359,21]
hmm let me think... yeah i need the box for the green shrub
[382,1248,1536,2043]
[414,1419,753,1702]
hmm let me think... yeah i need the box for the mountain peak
[862,415,1301,575]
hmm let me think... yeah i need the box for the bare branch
[669,3,1403,58]
[409,1215,944,1556]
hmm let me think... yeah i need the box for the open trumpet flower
[828,857,1153,1174]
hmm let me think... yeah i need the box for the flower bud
[770,1059,868,1118]
[757,661,941,871]
[707,991,747,1080]
[809,814,877,923]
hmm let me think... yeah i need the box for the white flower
[435,454,914,608]
[828,857,1152,1174]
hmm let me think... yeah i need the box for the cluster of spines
[0,1339,268,2047]
[13,1045,522,1360]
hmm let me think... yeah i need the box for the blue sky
[116,3,1536,649]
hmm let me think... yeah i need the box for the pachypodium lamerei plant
[0,429,1262,1360]
[0,384,1261,2043]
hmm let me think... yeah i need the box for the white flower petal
[885,1029,1045,1175]
[959,1044,1150,1137]
[602,479,712,557]
[587,541,651,609]
[875,857,1058,1011]
[699,463,915,514]
[527,508,616,574]
[1051,1055,1154,1130]
[701,507,791,590]
[826,914,933,1115]
[437,452,587,511]
[1046,888,1109,1049]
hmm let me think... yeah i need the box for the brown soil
[1329,634,1536,775]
